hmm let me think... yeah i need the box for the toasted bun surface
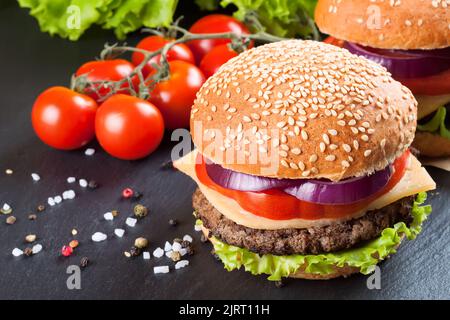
[315,0,450,50]
[413,131,450,157]
[191,40,417,181]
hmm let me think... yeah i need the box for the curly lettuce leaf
[18,0,178,40]
[418,106,450,140]
[206,192,432,281]
[196,0,318,38]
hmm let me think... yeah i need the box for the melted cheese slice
[416,94,450,119]
[174,150,436,230]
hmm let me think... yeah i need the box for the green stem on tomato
[71,25,288,102]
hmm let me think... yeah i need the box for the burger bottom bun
[201,226,404,280]
[413,131,450,158]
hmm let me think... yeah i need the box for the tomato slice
[394,68,450,96]
[195,150,410,220]
[323,36,345,48]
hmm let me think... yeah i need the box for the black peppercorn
[181,240,190,248]
[133,191,143,200]
[80,257,89,268]
[186,246,194,256]
[130,246,142,257]
[23,247,33,257]
[88,180,99,189]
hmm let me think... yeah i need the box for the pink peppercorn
[61,245,73,257]
[122,188,134,199]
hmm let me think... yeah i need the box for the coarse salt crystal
[153,247,164,258]
[31,173,40,181]
[125,217,137,227]
[183,235,193,243]
[84,148,95,156]
[2,203,11,211]
[153,266,170,274]
[91,232,107,242]
[179,248,188,256]
[66,190,76,199]
[54,196,62,204]
[165,250,173,258]
[12,248,23,257]
[143,252,150,260]
[114,228,125,238]
[164,241,172,252]
[62,190,75,200]
[67,177,76,183]
[79,179,88,188]
[172,242,182,252]
[175,260,189,270]
[47,197,55,206]
[194,224,202,232]
[32,244,43,254]
[103,212,114,221]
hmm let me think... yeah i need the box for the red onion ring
[205,159,393,205]
[283,166,392,205]
[205,161,293,191]
[344,42,450,79]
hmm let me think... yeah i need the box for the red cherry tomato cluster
[31,15,251,160]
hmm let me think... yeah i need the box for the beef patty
[193,188,414,255]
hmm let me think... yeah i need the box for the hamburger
[174,40,436,280]
[314,0,450,157]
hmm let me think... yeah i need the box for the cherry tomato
[149,60,205,129]
[132,35,195,77]
[196,150,410,220]
[187,14,251,64]
[395,68,450,96]
[323,36,345,48]
[95,94,164,160]
[31,87,97,150]
[199,44,238,78]
[75,59,137,102]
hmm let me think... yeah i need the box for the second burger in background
[315,0,450,157]
[174,40,436,280]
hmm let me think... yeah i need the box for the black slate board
[0,1,449,300]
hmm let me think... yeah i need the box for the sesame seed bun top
[190,40,417,181]
[315,0,450,50]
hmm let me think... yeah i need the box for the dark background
[0,0,448,300]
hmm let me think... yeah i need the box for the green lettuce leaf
[205,192,431,281]
[18,0,178,40]
[417,106,450,140]
[196,0,319,38]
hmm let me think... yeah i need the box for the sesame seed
[364,150,372,157]
[302,170,311,177]
[361,135,369,142]
[301,130,308,140]
[328,129,337,136]
[325,155,336,161]
[309,154,318,163]
[320,142,326,152]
